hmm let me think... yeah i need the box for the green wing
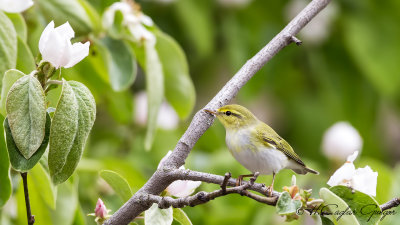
[255,123,305,167]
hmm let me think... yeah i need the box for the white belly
[226,129,289,175]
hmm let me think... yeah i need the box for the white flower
[285,0,338,44]
[103,1,155,44]
[158,151,202,198]
[327,151,378,196]
[39,21,90,69]
[135,91,179,130]
[322,121,363,161]
[0,0,33,13]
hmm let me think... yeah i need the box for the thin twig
[220,172,231,194]
[21,173,35,225]
[381,197,400,211]
[104,1,331,224]
[290,36,303,46]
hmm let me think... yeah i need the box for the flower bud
[322,121,363,161]
[94,198,108,219]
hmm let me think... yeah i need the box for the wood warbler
[205,104,318,194]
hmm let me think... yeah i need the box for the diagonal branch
[105,0,331,224]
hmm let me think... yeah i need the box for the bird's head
[205,104,258,130]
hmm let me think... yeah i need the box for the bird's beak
[204,109,217,115]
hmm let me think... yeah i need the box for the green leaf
[173,208,193,225]
[16,37,36,74]
[98,37,137,91]
[0,11,17,83]
[155,31,195,119]
[4,113,50,172]
[72,205,87,225]
[108,10,124,39]
[77,0,102,34]
[144,41,164,150]
[344,10,400,97]
[5,12,27,41]
[0,69,24,116]
[321,215,335,225]
[30,163,57,209]
[276,191,302,215]
[330,185,382,225]
[175,0,214,58]
[319,187,360,225]
[145,203,173,225]
[15,171,53,225]
[49,80,96,184]
[0,114,11,208]
[99,170,133,202]
[36,0,93,35]
[6,75,46,159]
[50,179,78,225]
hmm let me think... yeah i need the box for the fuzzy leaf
[145,203,173,225]
[0,11,17,85]
[0,69,24,116]
[49,80,96,184]
[276,191,302,215]
[6,75,46,159]
[4,113,50,172]
[100,170,132,202]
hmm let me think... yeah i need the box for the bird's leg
[267,172,276,197]
[236,173,255,186]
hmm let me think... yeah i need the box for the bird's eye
[225,111,232,116]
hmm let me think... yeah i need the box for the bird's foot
[235,173,255,186]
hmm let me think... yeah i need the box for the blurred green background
[2,0,400,224]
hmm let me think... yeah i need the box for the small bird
[205,104,318,195]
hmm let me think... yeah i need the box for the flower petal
[166,180,201,197]
[54,22,75,40]
[352,166,378,196]
[0,0,33,13]
[327,163,355,187]
[64,42,90,68]
[346,151,358,163]
[40,27,69,68]
[39,21,55,54]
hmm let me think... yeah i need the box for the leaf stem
[21,172,35,225]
